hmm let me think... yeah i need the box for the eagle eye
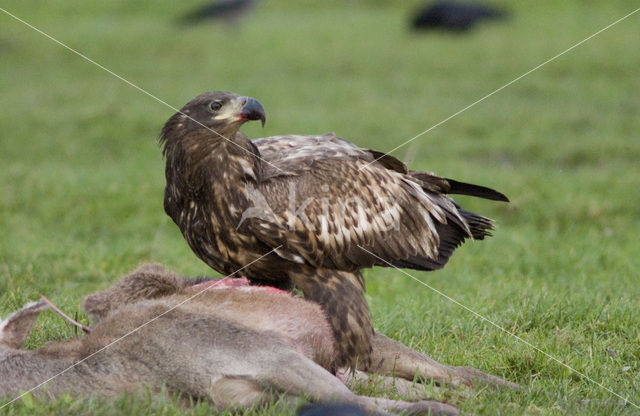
[209,101,223,112]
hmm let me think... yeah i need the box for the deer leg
[256,349,458,416]
[209,376,273,410]
[343,370,440,401]
[360,332,518,389]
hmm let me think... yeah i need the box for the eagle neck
[164,130,263,233]
[221,132,263,185]
[168,131,262,188]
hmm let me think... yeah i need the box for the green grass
[1,0,639,414]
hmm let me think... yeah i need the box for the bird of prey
[160,91,508,369]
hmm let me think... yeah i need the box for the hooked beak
[238,96,266,127]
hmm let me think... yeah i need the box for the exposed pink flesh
[186,277,288,294]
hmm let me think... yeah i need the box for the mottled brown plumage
[159,91,508,369]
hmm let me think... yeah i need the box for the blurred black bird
[298,403,369,416]
[412,1,507,32]
[181,0,258,25]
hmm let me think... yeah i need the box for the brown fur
[84,265,337,370]
[83,264,518,388]
[84,264,516,390]
[0,265,462,415]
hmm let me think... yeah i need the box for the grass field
[1,0,639,414]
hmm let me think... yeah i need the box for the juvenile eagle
[160,91,508,369]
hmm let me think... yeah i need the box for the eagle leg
[289,268,373,370]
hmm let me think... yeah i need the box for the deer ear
[83,263,184,322]
[0,301,48,349]
[82,291,113,322]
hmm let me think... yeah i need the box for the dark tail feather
[445,178,509,202]
[459,209,494,240]
[390,209,495,271]
[390,216,474,271]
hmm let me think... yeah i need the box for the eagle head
[159,91,266,154]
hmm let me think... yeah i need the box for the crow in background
[181,0,258,25]
[412,1,508,32]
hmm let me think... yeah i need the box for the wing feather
[250,159,460,270]
[244,133,503,271]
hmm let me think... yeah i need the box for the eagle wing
[244,133,486,271]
